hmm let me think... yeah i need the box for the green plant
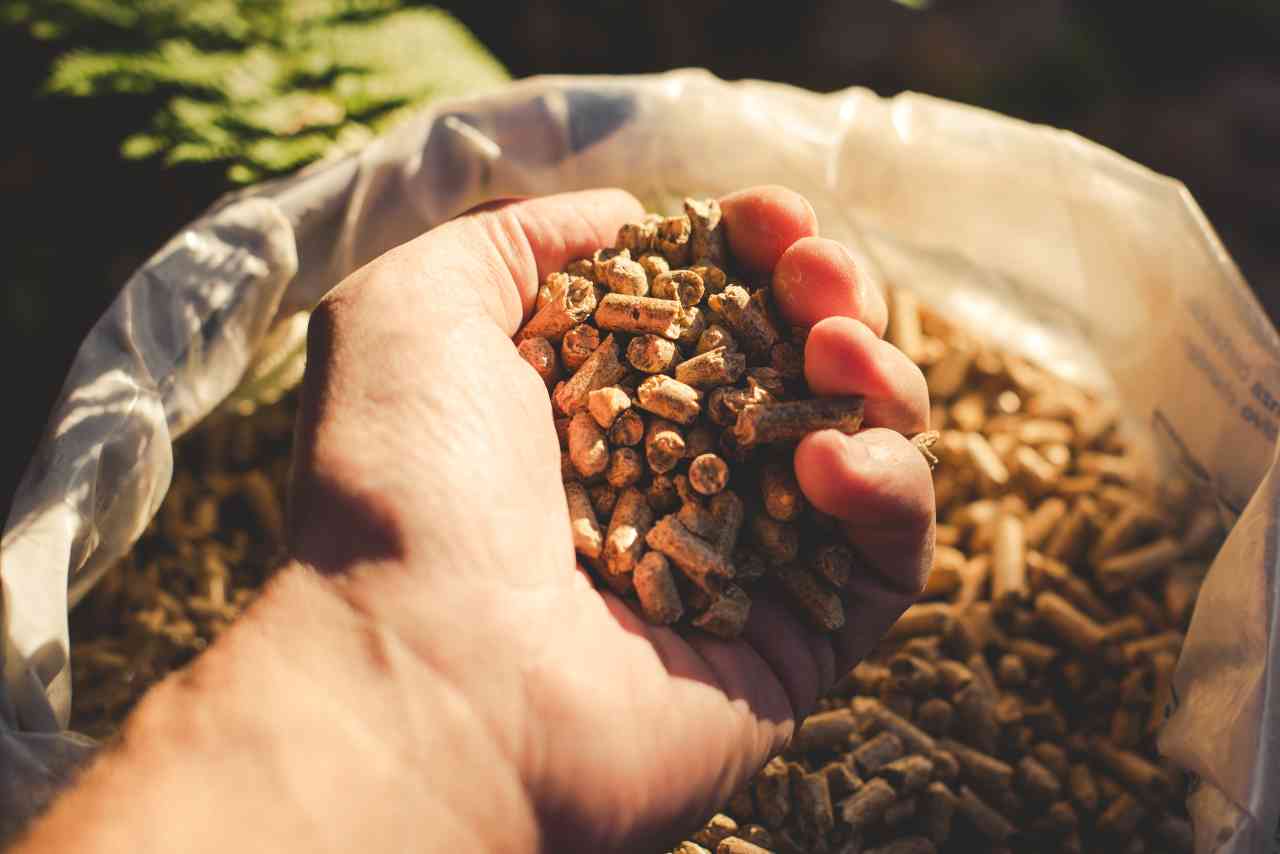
[3,0,510,183]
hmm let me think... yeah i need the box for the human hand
[288,186,934,852]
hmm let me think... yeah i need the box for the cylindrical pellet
[645,418,686,474]
[733,397,865,447]
[604,447,644,489]
[626,333,680,373]
[774,563,844,631]
[636,374,702,425]
[568,411,609,479]
[599,253,649,296]
[955,785,1014,841]
[633,551,683,624]
[676,346,746,389]
[761,460,804,521]
[709,490,745,557]
[596,293,686,338]
[990,513,1027,611]
[1096,537,1184,593]
[751,513,799,564]
[1035,591,1107,652]
[708,285,779,355]
[609,408,645,447]
[689,453,730,495]
[645,515,734,594]
[587,386,631,429]
[602,487,654,590]
[564,481,603,559]
[516,336,558,385]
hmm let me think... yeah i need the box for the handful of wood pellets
[517,199,880,638]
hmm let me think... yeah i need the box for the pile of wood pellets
[69,198,1219,854]
[668,288,1217,853]
[521,199,879,637]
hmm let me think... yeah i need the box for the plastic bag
[3,69,1278,851]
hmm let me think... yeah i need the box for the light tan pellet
[685,197,727,266]
[657,214,692,265]
[697,324,738,355]
[689,453,730,495]
[1035,591,1106,653]
[559,323,600,373]
[517,274,596,344]
[652,269,706,306]
[596,293,686,339]
[587,386,631,429]
[676,346,747,389]
[604,447,644,489]
[602,487,654,590]
[599,253,649,296]
[567,411,609,479]
[636,374,702,425]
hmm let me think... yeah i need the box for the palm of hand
[288,188,932,853]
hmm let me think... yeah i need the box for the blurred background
[2,0,1278,514]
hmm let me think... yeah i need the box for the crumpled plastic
[3,70,1278,852]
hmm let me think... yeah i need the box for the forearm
[13,565,539,854]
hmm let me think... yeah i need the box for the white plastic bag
[3,70,1277,851]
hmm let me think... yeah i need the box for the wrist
[18,564,540,854]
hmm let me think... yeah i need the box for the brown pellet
[602,487,654,589]
[1067,762,1099,813]
[886,603,955,642]
[644,418,686,474]
[751,512,800,564]
[652,269,706,306]
[646,514,734,595]
[657,214,692,265]
[708,490,745,557]
[1025,496,1068,548]
[676,346,747,390]
[990,513,1027,611]
[553,334,627,415]
[839,777,897,831]
[604,447,644,489]
[715,838,770,854]
[733,396,864,447]
[693,584,752,638]
[1097,793,1146,837]
[1017,754,1063,803]
[633,551,683,624]
[852,731,905,776]
[792,708,859,754]
[1043,496,1098,565]
[692,813,739,849]
[851,697,937,755]
[689,453,730,495]
[812,543,854,588]
[599,253,649,296]
[758,459,804,522]
[616,220,655,256]
[517,274,596,343]
[955,785,1014,841]
[920,781,956,846]
[708,285,780,356]
[564,481,603,560]
[697,323,738,355]
[609,408,645,447]
[516,336,558,385]
[1090,736,1173,800]
[774,562,844,631]
[627,333,679,374]
[1035,591,1107,652]
[1096,537,1184,593]
[793,771,835,840]
[881,754,934,794]
[685,197,727,266]
[588,482,618,518]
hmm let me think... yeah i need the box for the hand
[286,185,934,852]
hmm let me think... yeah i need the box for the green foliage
[5,1,509,183]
